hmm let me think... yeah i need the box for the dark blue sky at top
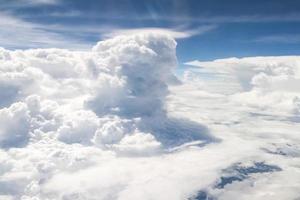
[1,0,300,63]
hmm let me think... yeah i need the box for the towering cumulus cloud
[2,33,299,200]
[0,33,214,199]
[0,33,182,150]
[88,34,177,117]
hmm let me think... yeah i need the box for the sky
[0,0,300,63]
[1,1,300,199]
[1,29,300,200]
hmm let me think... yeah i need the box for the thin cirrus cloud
[20,10,300,23]
[254,34,300,44]
[0,12,93,49]
[0,0,60,9]
[0,10,217,50]
[24,0,61,5]
[102,25,217,39]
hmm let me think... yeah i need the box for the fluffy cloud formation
[0,33,299,200]
[88,33,177,117]
[176,56,300,199]
[0,102,30,148]
[0,33,215,199]
[186,56,300,115]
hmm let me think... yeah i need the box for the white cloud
[254,34,300,44]
[0,12,92,49]
[0,102,30,148]
[103,25,217,39]
[23,0,59,5]
[0,11,216,50]
[185,56,300,115]
[0,32,299,200]
[88,33,178,117]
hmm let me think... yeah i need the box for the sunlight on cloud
[24,0,59,5]
[103,25,216,39]
[0,32,216,199]
[0,10,216,51]
[185,56,300,115]
[0,31,299,200]
[0,12,92,49]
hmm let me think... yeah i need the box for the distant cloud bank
[0,32,299,199]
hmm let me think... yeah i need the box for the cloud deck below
[0,33,299,200]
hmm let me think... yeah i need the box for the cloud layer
[0,32,213,199]
[0,33,300,200]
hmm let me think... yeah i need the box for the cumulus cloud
[186,56,300,115]
[0,32,217,199]
[88,33,177,117]
[0,102,30,148]
[0,32,299,200]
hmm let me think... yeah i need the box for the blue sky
[1,0,300,63]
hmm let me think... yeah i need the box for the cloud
[0,12,93,49]
[0,32,300,200]
[23,0,59,5]
[171,13,300,23]
[0,9,217,51]
[2,0,60,8]
[43,12,300,24]
[88,33,178,117]
[0,32,219,200]
[185,56,300,115]
[103,25,217,39]
[0,102,30,148]
[254,34,300,44]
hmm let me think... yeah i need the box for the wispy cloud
[0,12,93,49]
[103,25,217,39]
[169,13,300,23]
[23,0,60,5]
[0,0,60,10]
[0,11,216,50]
[25,11,300,24]
[254,34,300,44]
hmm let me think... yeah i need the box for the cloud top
[0,32,299,200]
